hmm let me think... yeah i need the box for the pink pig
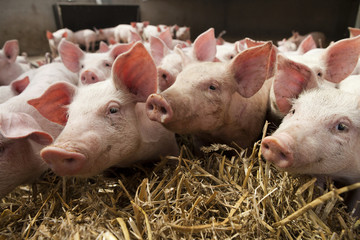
[0,40,31,85]
[268,35,360,122]
[58,39,135,85]
[29,42,179,177]
[46,28,75,57]
[73,29,97,52]
[114,22,146,43]
[150,28,217,92]
[0,62,78,197]
[261,86,360,214]
[146,42,273,148]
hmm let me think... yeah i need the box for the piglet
[261,86,360,214]
[0,62,78,198]
[0,40,31,85]
[73,29,97,52]
[151,28,217,92]
[146,42,273,149]
[58,39,134,85]
[46,28,75,57]
[29,42,179,177]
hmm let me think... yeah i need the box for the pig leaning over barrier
[29,42,179,177]
[261,86,360,214]
[146,42,273,149]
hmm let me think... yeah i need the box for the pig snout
[80,70,99,84]
[41,146,86,176]
[261,133,294,169]
[146,94,173,124]
[158,68,175,92]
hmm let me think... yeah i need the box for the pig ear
[229,42,272,98]
[28,82,76,126]
[109,42,135,60]
[348,27,360,38]
[58,39,84,72]
[322,36,360,83]
[11,76,30,94]
[46,31,54,40]
[143,21,150,28]
[112,42,157,102]
[297,35,316,54]
[62,31,68,38]
[0,112,53,145]
[175,46,192,68]
[192,28,216,61]
[159,28,173,49]
[3,40,19,63]
[97,41,109,53]
[150,36,170,66]
[273,54,316,114]
[129,30,142,43]
[130,22,137,28]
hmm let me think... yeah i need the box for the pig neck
[130,103,179,162]
[195,79,272,149]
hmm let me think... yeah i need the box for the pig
[277,31,327,50]
[151,28,217,92]
[29,42,179,177]
[0,40,31,85]
[146,42,273,149]
[0,76,30,104]
[46,28,75,57]
[268,35,360,122]
[261,86,360,213]
[348,27,360,38]
[143,24,163,41]
[73,29,97,52]
[58,39,135,85]
[95,27,116,44]
[0,62,78,198]
[114,22,147,43]
[175,26,191,41]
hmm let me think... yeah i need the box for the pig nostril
[148,104,154,111]
[92,77,95,81]
[162,74,167,80]
[263,143,269,149]
[64,158,75,164]
[160,107,167,114]
[279,151,287,159]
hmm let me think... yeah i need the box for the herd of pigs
[1,21,360,215]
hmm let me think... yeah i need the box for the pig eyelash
[109,107,119,114]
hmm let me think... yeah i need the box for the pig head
[58,39,135,85]
[30,42,178,177]
[146,42,274,148]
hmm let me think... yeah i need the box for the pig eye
[109,107,119,114]
[290,109,295,115]
[336,123,347,131]
[209,85,216,91]
[104,62,111,68]
[317,72,322,77]
[81,64,84,69]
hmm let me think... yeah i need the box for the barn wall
[0,0,359,56]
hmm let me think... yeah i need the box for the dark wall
[0,0,359,56]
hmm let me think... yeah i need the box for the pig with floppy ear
[268,35,360,122]
[29,42,178,177]
[0,111,53,198]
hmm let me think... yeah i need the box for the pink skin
[73,29,97,52]
[95,27,116,44]
[150,28,217,92]
[31,43,178,177]
[0,40,31,85]
[269,35,360,121]
[0,63,78,198]
[262,87,360,180]
[58,39,134,85]
[146,42,274,148]
[0,76,30,104]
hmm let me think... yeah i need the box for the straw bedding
[1,124,359,239]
